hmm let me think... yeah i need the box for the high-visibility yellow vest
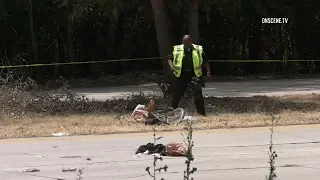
[172,44,203,77]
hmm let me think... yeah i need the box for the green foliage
[1,0,320,80]
[183,121,197,180]
[146,126,168,180]
[267,116,278,180]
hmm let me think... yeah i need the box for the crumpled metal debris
[62,168,77,172]
[23,168,40,172]
[61,156,82,158]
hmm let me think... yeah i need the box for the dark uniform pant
[171,71,206,115]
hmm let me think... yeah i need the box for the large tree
[0,0,4,16]
[66,0,76,77]
[25,0,43,82]
[150,0,172,80]
[188,0,200,43]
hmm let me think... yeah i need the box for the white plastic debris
[134,153,143,158]
[183,116,197,121]
[131,104,146,116]
[23,168,40,172]
[62,168,77,172]
[52,132,70,137]
[152,153,161,158]
[134,150,149,158]
[37,155,47,158]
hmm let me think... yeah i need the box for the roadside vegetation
[0,75,319,139]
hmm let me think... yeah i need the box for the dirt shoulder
[1,111,319,139]
[1,93,319,139]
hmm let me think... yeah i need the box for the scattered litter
[52,132,69,137]
[131,99,155,122]
[86,158,91,161]
[61,156,82,159]
[135,142,187,157]
[156,136,163,140]
[134,153,143,158]
[131,104,149,122]
[167,142,187,156]
[37,155,47,158]
[62,168,77,172]
[183,116,197,121]
[153,153,161,158]
[23,168,40,172]
[135,143,167,156]
[53,146,58,148]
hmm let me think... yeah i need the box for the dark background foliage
[0,0,319,83]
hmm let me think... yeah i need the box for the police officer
[168,35,211,116]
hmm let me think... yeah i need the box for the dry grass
[0,110,319,139]
[0,79,319,139]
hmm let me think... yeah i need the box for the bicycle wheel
[151,110,169,124]
[165,108,185,124]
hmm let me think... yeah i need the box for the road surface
[1,125,320,180]
[71,78,320,101]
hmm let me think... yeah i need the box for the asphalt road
[71,78,320,101]
[1,125,320,180]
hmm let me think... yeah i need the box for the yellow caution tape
[209,60,319,62]
[0,57,162,69]
[0,57,318,69]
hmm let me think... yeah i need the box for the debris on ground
[62,168,77,172]
[23,168,40,172]
[183,116,197,121]
[135,142,187,157]
[144,117,165,125]
[61,156,82,158]
[156,136,163,140]
[166,142,187,156]
[131,104,149,122]
[153,153,161,158]
[52,132,70,137]
[86,158,91,161]
[131,99,155,122]
[37,155,47,158]
[145,99,155,112]
[134,153,143,158]
[135,143,167,156]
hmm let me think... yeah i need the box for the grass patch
[0,110,319,139]
[0,82,319,139]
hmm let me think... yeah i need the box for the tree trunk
[0,0,4,16]
[187,0,200,43]
[106,7,119,58]
[66,0,76,77]
[27,0,38,64]
[105,7,120,75]
[150,0,172,81]
[53,40,60,78]
[248,21,262,74]
[26,0,41,82]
